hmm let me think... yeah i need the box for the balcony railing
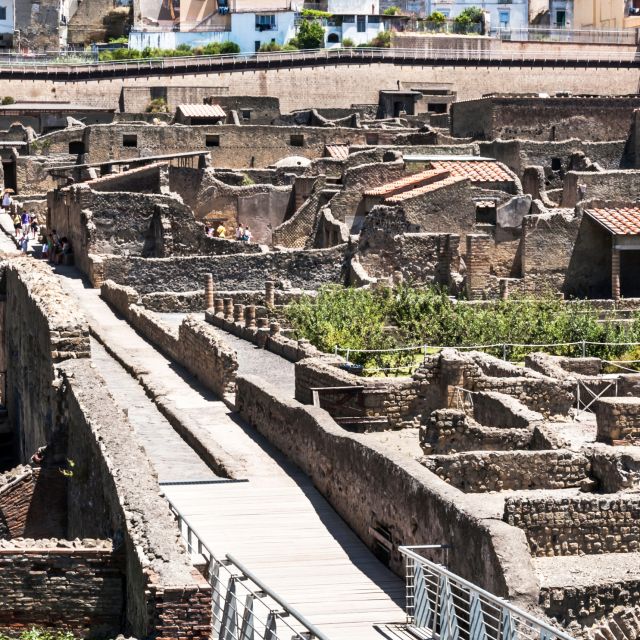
[493,26,639,44]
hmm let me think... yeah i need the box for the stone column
[499,279,509,300]
[214,297,224,316]
[223,298,233,321]
[265,281,275,307]
[204,273,214,310]
[233,303,245,324]
[257,317,269,330]
[244,305,257,329]
[612,245,621,301]
[270,321,280,336]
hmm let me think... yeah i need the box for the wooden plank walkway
[56,269,406,640]
[164,478,406,640]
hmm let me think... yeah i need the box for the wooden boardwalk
[57,270,406,640]
[164,475,406,640]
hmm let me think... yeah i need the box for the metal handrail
[0,46,639,70]
[167,498,328,640]
[399,545,575,640]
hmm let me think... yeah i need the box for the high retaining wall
[0,539,124,639]
[235,374,539,605]
[1,63,638,113]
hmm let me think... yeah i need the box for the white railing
[168,498,331,640]
[400,545,575,640]
[493,26,639,45]
[0,45,639,71]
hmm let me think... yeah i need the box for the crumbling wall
[0,539,124,638]
[101,281,238,398]
[562,170,640,207]
[96,246,348,292]
[596,397,640,444]
[4,259,90,462]
[0,467,66,539]
[424,450,591,492]
[505,495,640,556]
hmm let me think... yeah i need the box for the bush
[383,6,401,14]
[259,42,283,52]
[1,96,15,105]
[296,18,326,49]
[202,42,221,55]
[370,31,391,47]
[427,11,446,22]
[108,36,129,44]
[342,37,355,47]
[146,97,169,113]
[301,8,332,19]
[284,284,640,372]
[283,42,299,50]
[219,41,240,54]
[0,629,76,640]
[453,6,483,33]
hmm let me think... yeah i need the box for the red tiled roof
[584,207,640,235]
[364,169,449,197]
[177,104,226,119]
[430,160,514,184]
[325,144,349,160]
[384,175,467,203]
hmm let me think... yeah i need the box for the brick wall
[596,397,640,444]
[0,467,66,539]
[504,495,640,556]
[0,540,124,638]
[424,450,591,493]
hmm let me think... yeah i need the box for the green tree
[383,6,401,14]
[296,18,326,49]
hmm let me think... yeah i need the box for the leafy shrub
[427,11,446,22]
[284,284,640,372]
[342,37,355,47]
[1,96,15,105]
[219,41,240,54]
[301,8,332,19]
[146,97,169,113]
[259,42,283,52]
[383,6,401,14]
[108,36,128,44]
[0,629,76,640]
[370,31,391,47]
[296,18,326,49]
[453,6,483,33]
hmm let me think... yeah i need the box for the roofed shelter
[175,104,226,125]
[584,206,640,299]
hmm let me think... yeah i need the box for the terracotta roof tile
[364,169,449,197]
[384,175,467,203]
[325,144,349,160]
[430,160,514,184]
[584,207,640,235]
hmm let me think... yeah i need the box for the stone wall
[3,64,640,114]
[596,397,640,444]
[58,359,212,638]
[452,96,640,142]
[95,245,348,292]
[78,123,397,169]
[101,281,238,398]
[504,495,640,556]
[87,162,169,194]
[419,409,537,455]
[0,539,124,638]
[4,259,90,462]
[562,170,640,207]
[235,374,538,604]
[424,450,591,493]
[0,467,66,539]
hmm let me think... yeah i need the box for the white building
[0,0,13,48]
[426,0,529,31]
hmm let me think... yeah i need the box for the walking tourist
[12,213,21,236]
[216,222,226,238]
[242,226,252,243]
[236,224,244,241]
